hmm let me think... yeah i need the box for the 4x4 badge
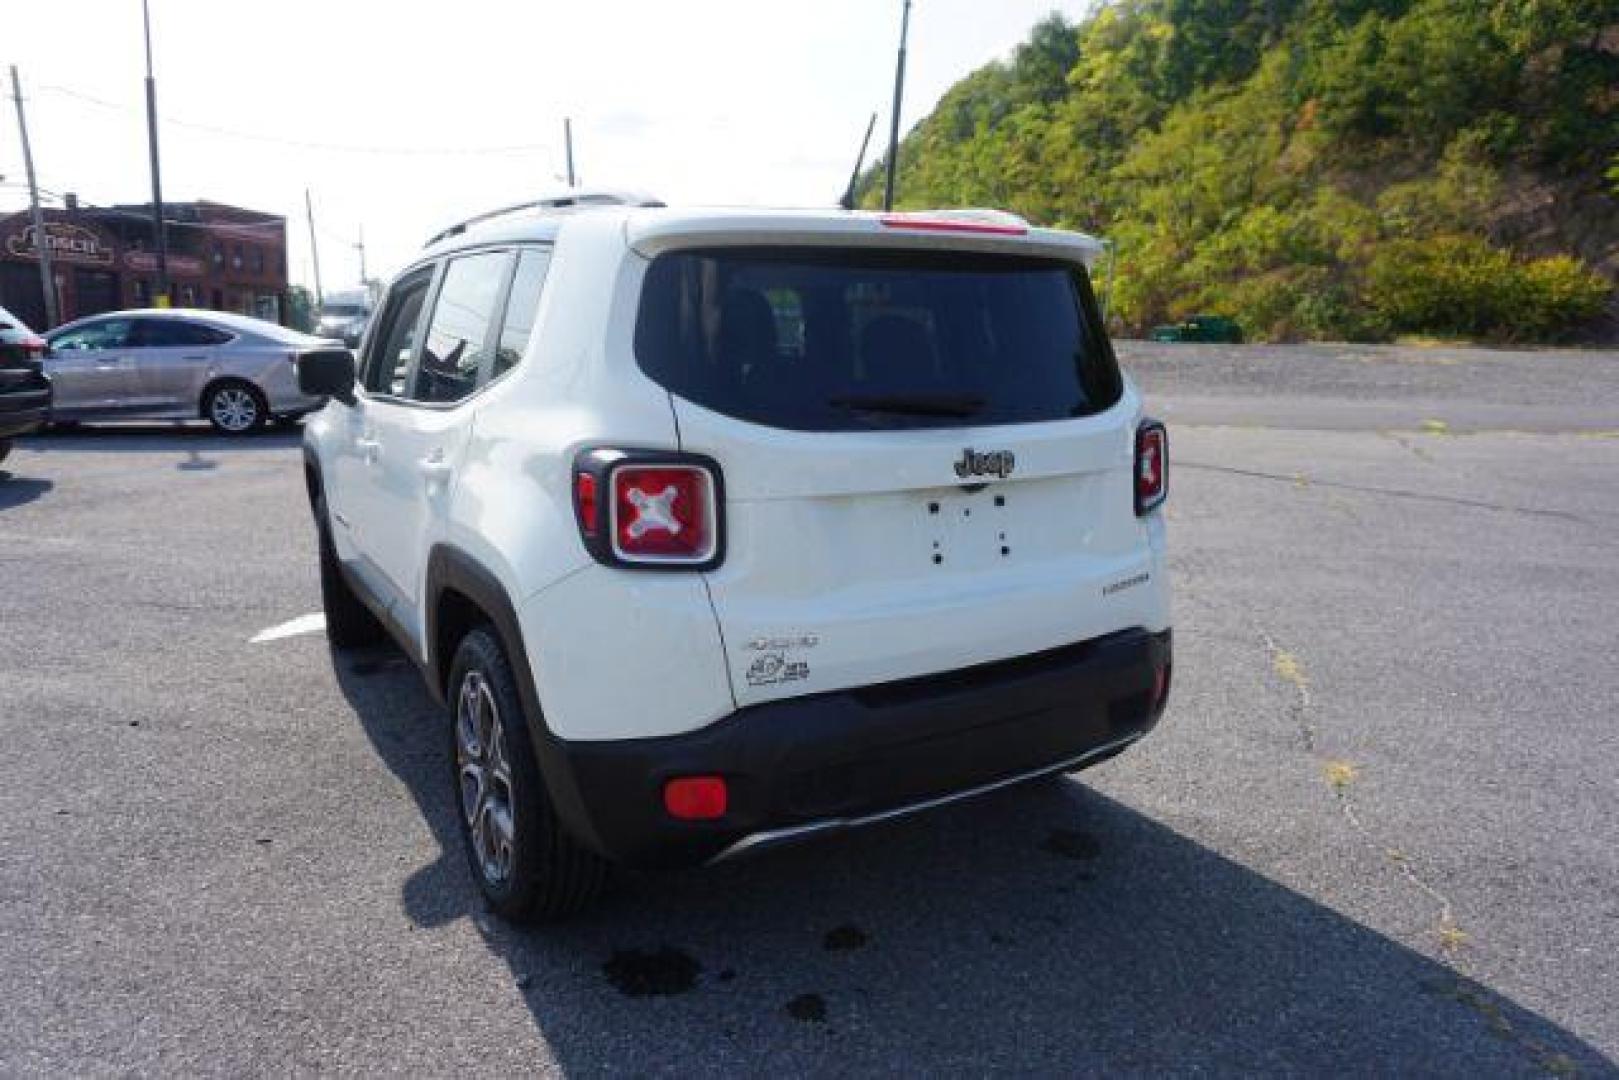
[954,448,1016,480]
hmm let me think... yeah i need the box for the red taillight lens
[664,776,728,821]
[612,465,715,562]
[574,472,599,536]
[573,450,724,570]
[1135,421,1167,515]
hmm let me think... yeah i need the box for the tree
[286,285,317,332]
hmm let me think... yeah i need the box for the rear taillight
[573,449,724,570]
[1135,420,1167,515]
[574,472,600,535]
[613,465,714,560]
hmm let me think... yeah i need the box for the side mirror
[298,348,357,406]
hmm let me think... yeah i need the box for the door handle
[418,453,453,484]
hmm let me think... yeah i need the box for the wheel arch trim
[424,543,611,856]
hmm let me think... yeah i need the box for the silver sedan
[44,309,334,434]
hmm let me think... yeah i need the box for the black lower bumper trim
[550,627,1172,869]
[0,405,48,439]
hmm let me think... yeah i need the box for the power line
[36,83,559,158]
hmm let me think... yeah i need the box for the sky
[2,1,1094,292]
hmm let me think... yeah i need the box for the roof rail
[424,189,664,247]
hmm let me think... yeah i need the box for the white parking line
[250,612,327,644]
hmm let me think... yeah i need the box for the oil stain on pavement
[603,946,701,997]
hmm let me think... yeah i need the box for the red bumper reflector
[664,776,728,821]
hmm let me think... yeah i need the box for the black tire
[0,438,10,466]
[202,380,267,435]
[314,494,384,648]
[448,626,608,922]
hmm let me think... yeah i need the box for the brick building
[0,199,289,330]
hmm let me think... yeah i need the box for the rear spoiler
[624,209,1106,267]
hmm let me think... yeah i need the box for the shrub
[1366,235,1610,340]
[1511,256,1610,340]
[1204,267,1389,343]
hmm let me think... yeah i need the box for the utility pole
[8,66,58,328]
[883,0,913,212]
[141,0,170,304]
[564,118,576,187]
[304,188,324,306]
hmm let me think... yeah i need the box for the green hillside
[857,1,1619,343]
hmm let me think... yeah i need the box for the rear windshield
[634,247,1122,431]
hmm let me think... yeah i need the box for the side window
[492,248,551,378]
[50,319,133,351]
[132,320,233,347]
[362,270,433,396]
[414,251,510,403]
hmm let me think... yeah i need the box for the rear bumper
[0,384,51,439]
[549,627,1171,868]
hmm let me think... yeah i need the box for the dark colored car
[0,304,52,467]
[314,293,373,349]
[1148,314,1244,344]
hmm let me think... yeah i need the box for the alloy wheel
[210,387,259,432]
[455,670,516,886]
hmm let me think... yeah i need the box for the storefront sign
[5,222,115,267]
[124,251,207,276]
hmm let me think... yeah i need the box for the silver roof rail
[424,189,664,247]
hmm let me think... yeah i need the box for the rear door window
[413,251,511,404]
[634,247,1122,431]
[132,320,232,347]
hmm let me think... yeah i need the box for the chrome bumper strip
[706,731,1143,865]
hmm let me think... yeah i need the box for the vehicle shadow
[23,423,303,457]
[332,643,1612,1074]
[0,474,52,509]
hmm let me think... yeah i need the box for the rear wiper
[828,392,986,418]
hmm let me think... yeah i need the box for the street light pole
[883,0,912,212]
[141,0,170,304]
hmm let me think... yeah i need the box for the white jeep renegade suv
[299,196,1172,921]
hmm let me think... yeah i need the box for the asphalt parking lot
[2,342,1616,1075]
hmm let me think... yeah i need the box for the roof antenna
[883,0,913,211]
[839,112,878,211]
